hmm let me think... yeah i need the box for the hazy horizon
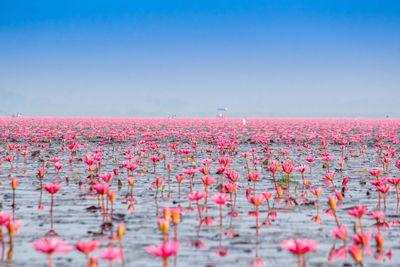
[1,1,399,118]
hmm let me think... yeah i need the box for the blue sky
[1,0,399,118]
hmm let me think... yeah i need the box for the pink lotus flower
[5,219,22,235]
[369,169,382,178]
[202,158,213,165]
[323,171,335,181]
[331,225,347,241]
[201,175,216,185]
[251,257,265,267]
[127,177,136,186]
[218,157,232,166]
[352,230,373,246]
[0,212,12,225]
[187,191,207,201]
[248,173,261,181]
[99,172,114,183]
[175,174,185,183]
[146,241,180,258]
[281,238,318,266]
[216,166,227,173]
[241,152,251,158]
[54,162,63,171]
[281,162,293,174]
[295,165,308,173]
[322,155,333,162]
[347,206,368,219]
[43,184,62,194]
[75,240,99,255]
[100,247,122,261]
[377,184,392,194]
[38,168,45,177]
[93,183,109,195]
[154,177,163,187]
[305,157,315,163]
[375,231,384,250]
[211,193,230,227]
[268,164,278,174]
[150,155,160,162]
[281,238,318,255]
[310,187,322,196]
[225,170,240,182]
[396,160,400,170]
[388,177,400,185]
[250,194,265,206]
[33,238,70,254]
[370,177,387,187]
[369,210,385,221]
[224,182,238,194]
[182,168,197,176]
[199,166,210,175]
[211,193,230,205]
[348,244,363,264]
[49,157,61,163]
[261,191,274,200]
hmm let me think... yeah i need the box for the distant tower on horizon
[216,107,227,118]
[167,113,176,119]
[11,113,23,118]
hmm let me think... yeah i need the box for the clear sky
[1,0,399,118]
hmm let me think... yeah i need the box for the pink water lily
[32,238,70,267]
[281,238,318,267]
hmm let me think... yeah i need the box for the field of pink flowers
[0,117,400,267]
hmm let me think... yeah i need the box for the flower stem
[47,253,53,267]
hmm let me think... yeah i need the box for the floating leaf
[289,197,298,205]
[31,150,40,158]
[118,179,122,190]
[353,169,369,174]
[86,205,99,212]
[216,184,223,192]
